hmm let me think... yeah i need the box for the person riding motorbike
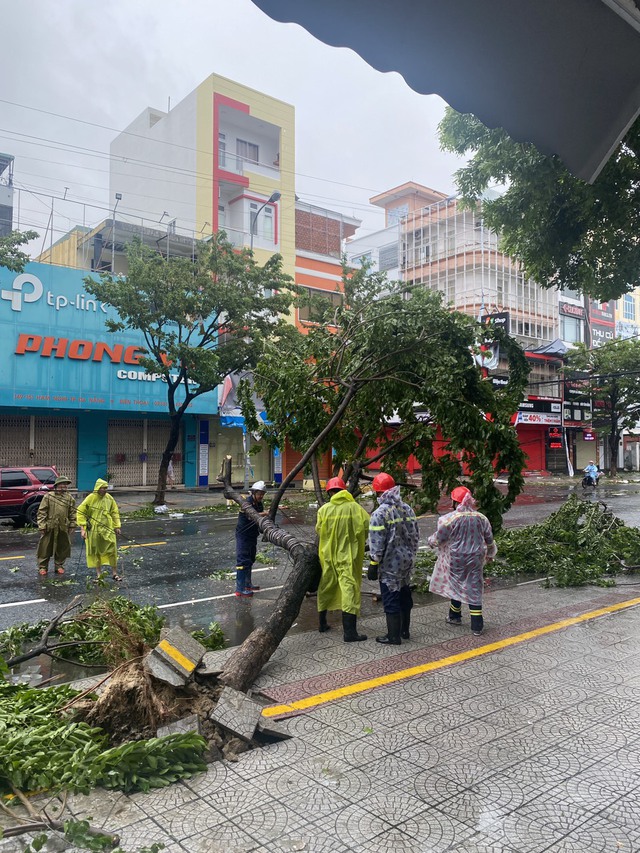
[583,461,600,487]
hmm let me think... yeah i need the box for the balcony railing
[218,149,280,179]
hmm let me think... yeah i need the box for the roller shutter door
[0,416,77,484]
[147,420,183,484]
[107,419,144,486]
[33,417,78,484]
[0,416,30,465]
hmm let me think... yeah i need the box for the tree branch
[268,383,358,518]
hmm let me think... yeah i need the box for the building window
[561,314,583,343]
[298,287,343,323]
[560,287,581,300]
[262,206,274,241]
[218,204,226,228]
[353,252,372,268]
[623,294,636,321]
[218,132,226,168]
[237,139,259,166]
[388,204,408,225]
[379,243,398,272]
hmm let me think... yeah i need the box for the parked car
[0,466,59,526]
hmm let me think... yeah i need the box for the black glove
[367,561,379,581]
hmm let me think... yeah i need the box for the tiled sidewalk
[3,583,640,852]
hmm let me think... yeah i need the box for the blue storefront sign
[0,262,217,414]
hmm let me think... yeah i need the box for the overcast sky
[2,0,466,252]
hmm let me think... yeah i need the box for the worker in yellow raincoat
[316,477,370,642]
[76,478,122,581]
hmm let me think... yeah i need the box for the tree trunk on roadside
[153,414,182,505]
[217,457,321,692]
[608,428,620,478]
[310,454,326,507]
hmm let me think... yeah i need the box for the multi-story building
[109,74,295,282]
[19,75,360,490]
[347,181,566,474]
[0,154,14,237]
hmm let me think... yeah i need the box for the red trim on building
[213,93,251,232]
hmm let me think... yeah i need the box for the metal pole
[249,199,269,252]
[243,429,251,490]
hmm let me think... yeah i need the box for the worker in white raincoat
[428,486,496,636]
[316,477,370,642]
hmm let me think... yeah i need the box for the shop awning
[252,0,640,182]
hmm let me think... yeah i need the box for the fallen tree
[218,268,530,691]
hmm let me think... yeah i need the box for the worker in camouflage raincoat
[428,486,496,636]
[36,476,76,576]
[367,473,419,645]
[316,477,370,642]
[76,478,122,581]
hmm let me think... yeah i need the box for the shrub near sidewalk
[492,495,640,586]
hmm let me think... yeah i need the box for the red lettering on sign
[15,334,42,354]
[92,342,124,363]
[68,340,93,360]
[124,346,144,365]
[41,337,69,358]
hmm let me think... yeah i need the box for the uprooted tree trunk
[217,457,321,693]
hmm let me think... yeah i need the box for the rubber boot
[470,605,484,636]
[318,610,331,633]
[376,612,402,645]
[342,611,367,642]
[400,609,411,640]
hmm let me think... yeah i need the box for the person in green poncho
[36,476,76,576]
[76,478,122,581]
[316,477,370,642]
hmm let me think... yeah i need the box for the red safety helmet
[326,477,347,492]
[372,472,396,494]
[451,486,471,504]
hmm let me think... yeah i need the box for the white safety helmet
[250,480,267,492]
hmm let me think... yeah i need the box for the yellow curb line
[119,541,167,550]
[0,555,25,561]
[262,595,640,718]
[158,639,197,674]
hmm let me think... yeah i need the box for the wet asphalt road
[2,481,640,643]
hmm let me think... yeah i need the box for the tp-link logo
[1,274,44,312]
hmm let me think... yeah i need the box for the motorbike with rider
[582,460,601,488]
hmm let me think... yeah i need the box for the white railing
[218,149,280,179]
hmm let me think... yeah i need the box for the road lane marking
[0,598,46,609]
[0,555,25,561]
[120,541,167,550]
[262,595,640,717]
[157,585,284,609]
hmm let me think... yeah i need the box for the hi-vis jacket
[368,486,419,591]
[316,489,369,614]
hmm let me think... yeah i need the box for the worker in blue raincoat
[316,477,370,642]
[235,481,267,597]
[367,473,419,645]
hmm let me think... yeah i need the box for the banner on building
[0,263,217,414]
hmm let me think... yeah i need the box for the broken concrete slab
[209,686,263,742]
[144,652,188,687]
[197,648,235,676]
[155,626,206,679]
[256,718,292,740]
[157,713,201,738]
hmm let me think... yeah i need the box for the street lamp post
[111,193,122,271]
[249,191,281,252]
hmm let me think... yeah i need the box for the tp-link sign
[1,273,44,312]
